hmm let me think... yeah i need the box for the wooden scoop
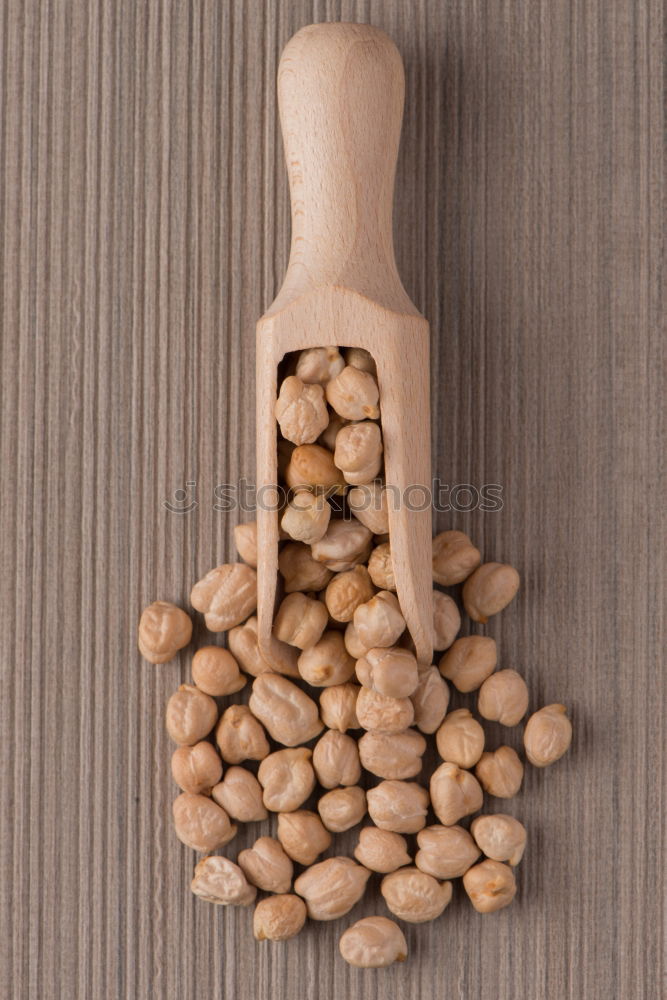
[256,22,433,671]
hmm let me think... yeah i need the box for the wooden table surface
[1,2,664,998]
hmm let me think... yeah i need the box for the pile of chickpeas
[139,345,572,969]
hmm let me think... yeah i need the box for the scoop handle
[274,22,416,315]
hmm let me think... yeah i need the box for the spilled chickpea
[139,344,573,968]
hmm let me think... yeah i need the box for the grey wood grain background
[1,1,664,998]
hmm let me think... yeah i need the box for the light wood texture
[257,23,433,669]
[1,2,664,999]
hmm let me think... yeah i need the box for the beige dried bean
[324,566,375,622]
[439,636,497,693]
[233,521,258,567]
[353,591,405,650]
[172,793,237,852]
[432,530,481,586]
[279,542,334,593]
[463,859,516,913]
[462,562,520,623]
[191,855,256,906]
[355,687,414,734]
[347,482,390,535]
[311,520,373,572]
[334,421,383,485]
[237,836,294,894]
[249,673,323,746]
[477,669,529,726]
[344,622,370,659]
[191,645,246,696]
[317,786,367,832]
[339,916,407,969]
[285,444,346,493]
[227,616,275,677]
[253,894,307,941]
[429,762,484,826]
[355,646,419,699]
[312,730,361,789]
[280,490,331,545]
[277,810,332,866]
[295,630,353,687]
[523,704,572,766]
[353,827,411,873]
[415,824,481,879]
[325,366,380,421]
[470,814,527,866]
[190,563,257,632]
[366,780,429,834]
[432,592,461,651]
[367,543,396,591]
[258,748,316,812]
[410,667,450,734]
[344,347,377,375]
[138,601,192,663]
[318,412,349,451]
[436,709,485,768]
[294,857,371,920]
[475,747,524,798]
[358,729,426,780]
[171,741,222,794]
[211,766,268,822]
[295,346,345,385]
[319,682,361,732]
[215,704,270,764]
[275,375,329,445]
[380,868,453,923]
[166,684,218,746]
[273,592,328,650]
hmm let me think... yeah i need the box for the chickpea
[312,730,361,788]
[277,438,295,480]
[325,365,380,421]
[191,645,246,696]
[353,591,405,650]
[436,709,485,768]
[277,810,332,866]
[478,669,529,726]
[191,855,256,906]
[356,646,419,700]
[311,520,373,572]
[470,814,527,866]
[293,857,371,920]
[415,824,481,879]
[258,747,316,812]
[318,412,349,451]
[462,859,516,913]
[439,635,497,693]
[275,375,329,445]
[324,565,375,622]
[171,741,222,795]
[367,542,396,591]
[233,521,258,567]
[166,684,218,746]
[172,793,237,852]
[227,616,274,677]
[295,345,344,385]
[215,704,270,764]
[334,421,383,485]
[237,836,294,894]
[344,346,377,375]
[339,916,407,968]
[475,747,524,798]
[253,894,307,942]
[249,673,323,746]
[356,687,414,734]
[280,490,331,545]
[353,827,411,873]
[430,762,483,826]
[432,530,481,586]
[462,562,520,623]
[319,682,361,732]
[279,542,333,593]
[433,591,461,651]
[358,729,426,780]
[366,780,429,834]
[523,704,572,766]
[190,563,258,632]
[410,666,450,734]
[344,621,370,659]
[380,868,453,923]
[211,766,267,823]
[285,444,346,492]
[273,592,328,650]
[318,786,367,832]
[138,600,192,663]
[297,630,356,687]
[347,481,390,535]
